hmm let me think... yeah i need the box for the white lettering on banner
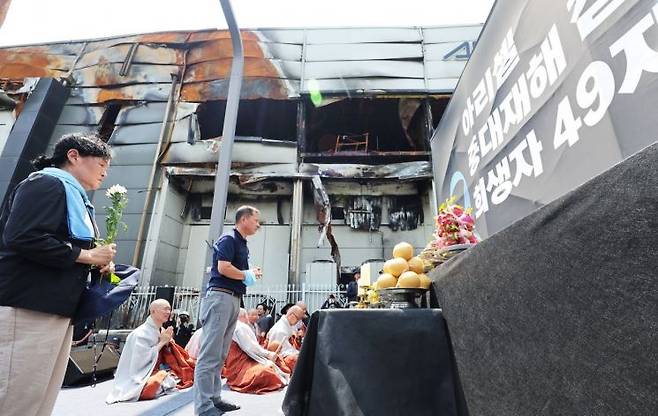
[467,26,565,175]
[508,131,544,186]
[577,61,615,126]
[492,30,521,88]
[473,177,489,218]
[472,130,545,218]
[486,157,513,205]
[487,109,505,150]
[468,109,505,176]
[461,29,521,136]
[554,97,583,149]
[468,135,480,175]
[609,6,658,94]
[568,0,626,41]
[500,76,531,134]
[526,25,568,98]
[554,60,615,149]
[461,2,658,221]
[473,69,495,117]
[462,97,475,136]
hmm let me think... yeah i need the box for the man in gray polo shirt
[194,206,262,416]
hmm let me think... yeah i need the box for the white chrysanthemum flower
[106,184,128,197]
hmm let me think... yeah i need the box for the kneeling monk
[106,299,195,403]
[266,305,304,374]
[223,309,288,393]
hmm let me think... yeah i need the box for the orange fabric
[264,340,294,375]
[290,335,302,351]
[139,370,169,400]
[293,322,307,351]
[155,341,196,390]
[222,341,286,394]
[274,355,292,375]
[266,340,281,352]
[140,341,196,401]
[283,354,298,374]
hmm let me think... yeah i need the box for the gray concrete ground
[53,380,286,416]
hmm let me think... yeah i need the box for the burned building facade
[0,26,481,288]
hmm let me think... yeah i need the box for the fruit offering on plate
[375,242,429,289]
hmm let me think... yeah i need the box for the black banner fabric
[430,142,658,415]
[431,0,658,238]
[282,309,467,416]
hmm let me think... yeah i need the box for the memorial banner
[431,0,658,238]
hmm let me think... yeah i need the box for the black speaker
[155,286,175,306]
[63,346,119,386]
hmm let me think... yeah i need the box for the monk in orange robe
[266,305,304,374]
[107,299,195,404]
[290,301,308,351]
[222,309,288,394]
[140,338,195,399]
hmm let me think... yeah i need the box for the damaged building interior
[0,25,481,290]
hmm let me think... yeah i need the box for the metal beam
[132,72,179,267]
[289,179,303,285]
[201,0,244,295]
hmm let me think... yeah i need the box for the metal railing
[109,286,200,329]
[107,283,346,329]
[243,283,348,315]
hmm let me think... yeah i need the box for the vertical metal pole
[289,179,303,285]
[133,73,179,267]
[200,0,244,296]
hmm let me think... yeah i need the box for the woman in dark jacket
[0,133,116,416]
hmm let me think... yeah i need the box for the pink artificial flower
[460,214,474,225]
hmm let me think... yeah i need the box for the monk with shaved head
[221,309,288,393]
[266,305,305,373]
[290,301,308,350]
[107,298,195,404]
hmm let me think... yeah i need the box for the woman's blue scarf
[37,167,96,242]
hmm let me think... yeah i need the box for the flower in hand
[98,184,128,284]
[101,185,128,246]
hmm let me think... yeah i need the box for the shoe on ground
[213,399,241,412]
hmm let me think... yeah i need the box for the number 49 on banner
[553,61,615,149]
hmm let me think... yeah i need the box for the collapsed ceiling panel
[72,63,180,87]
[75,44,182,69]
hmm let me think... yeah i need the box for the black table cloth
[430,143,658,415]
[282,309,468,416]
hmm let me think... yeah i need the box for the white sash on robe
[233,321,288,384]
[266,317,297,358]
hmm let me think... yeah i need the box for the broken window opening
[344,196,382,232]
[303,97,430,162]
[388,195,424,231]
[330,206,345,220]
[196,99,298,141]
[428,96,451,130]
[97,102,122,142]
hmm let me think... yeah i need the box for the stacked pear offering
[374,242,431,289]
